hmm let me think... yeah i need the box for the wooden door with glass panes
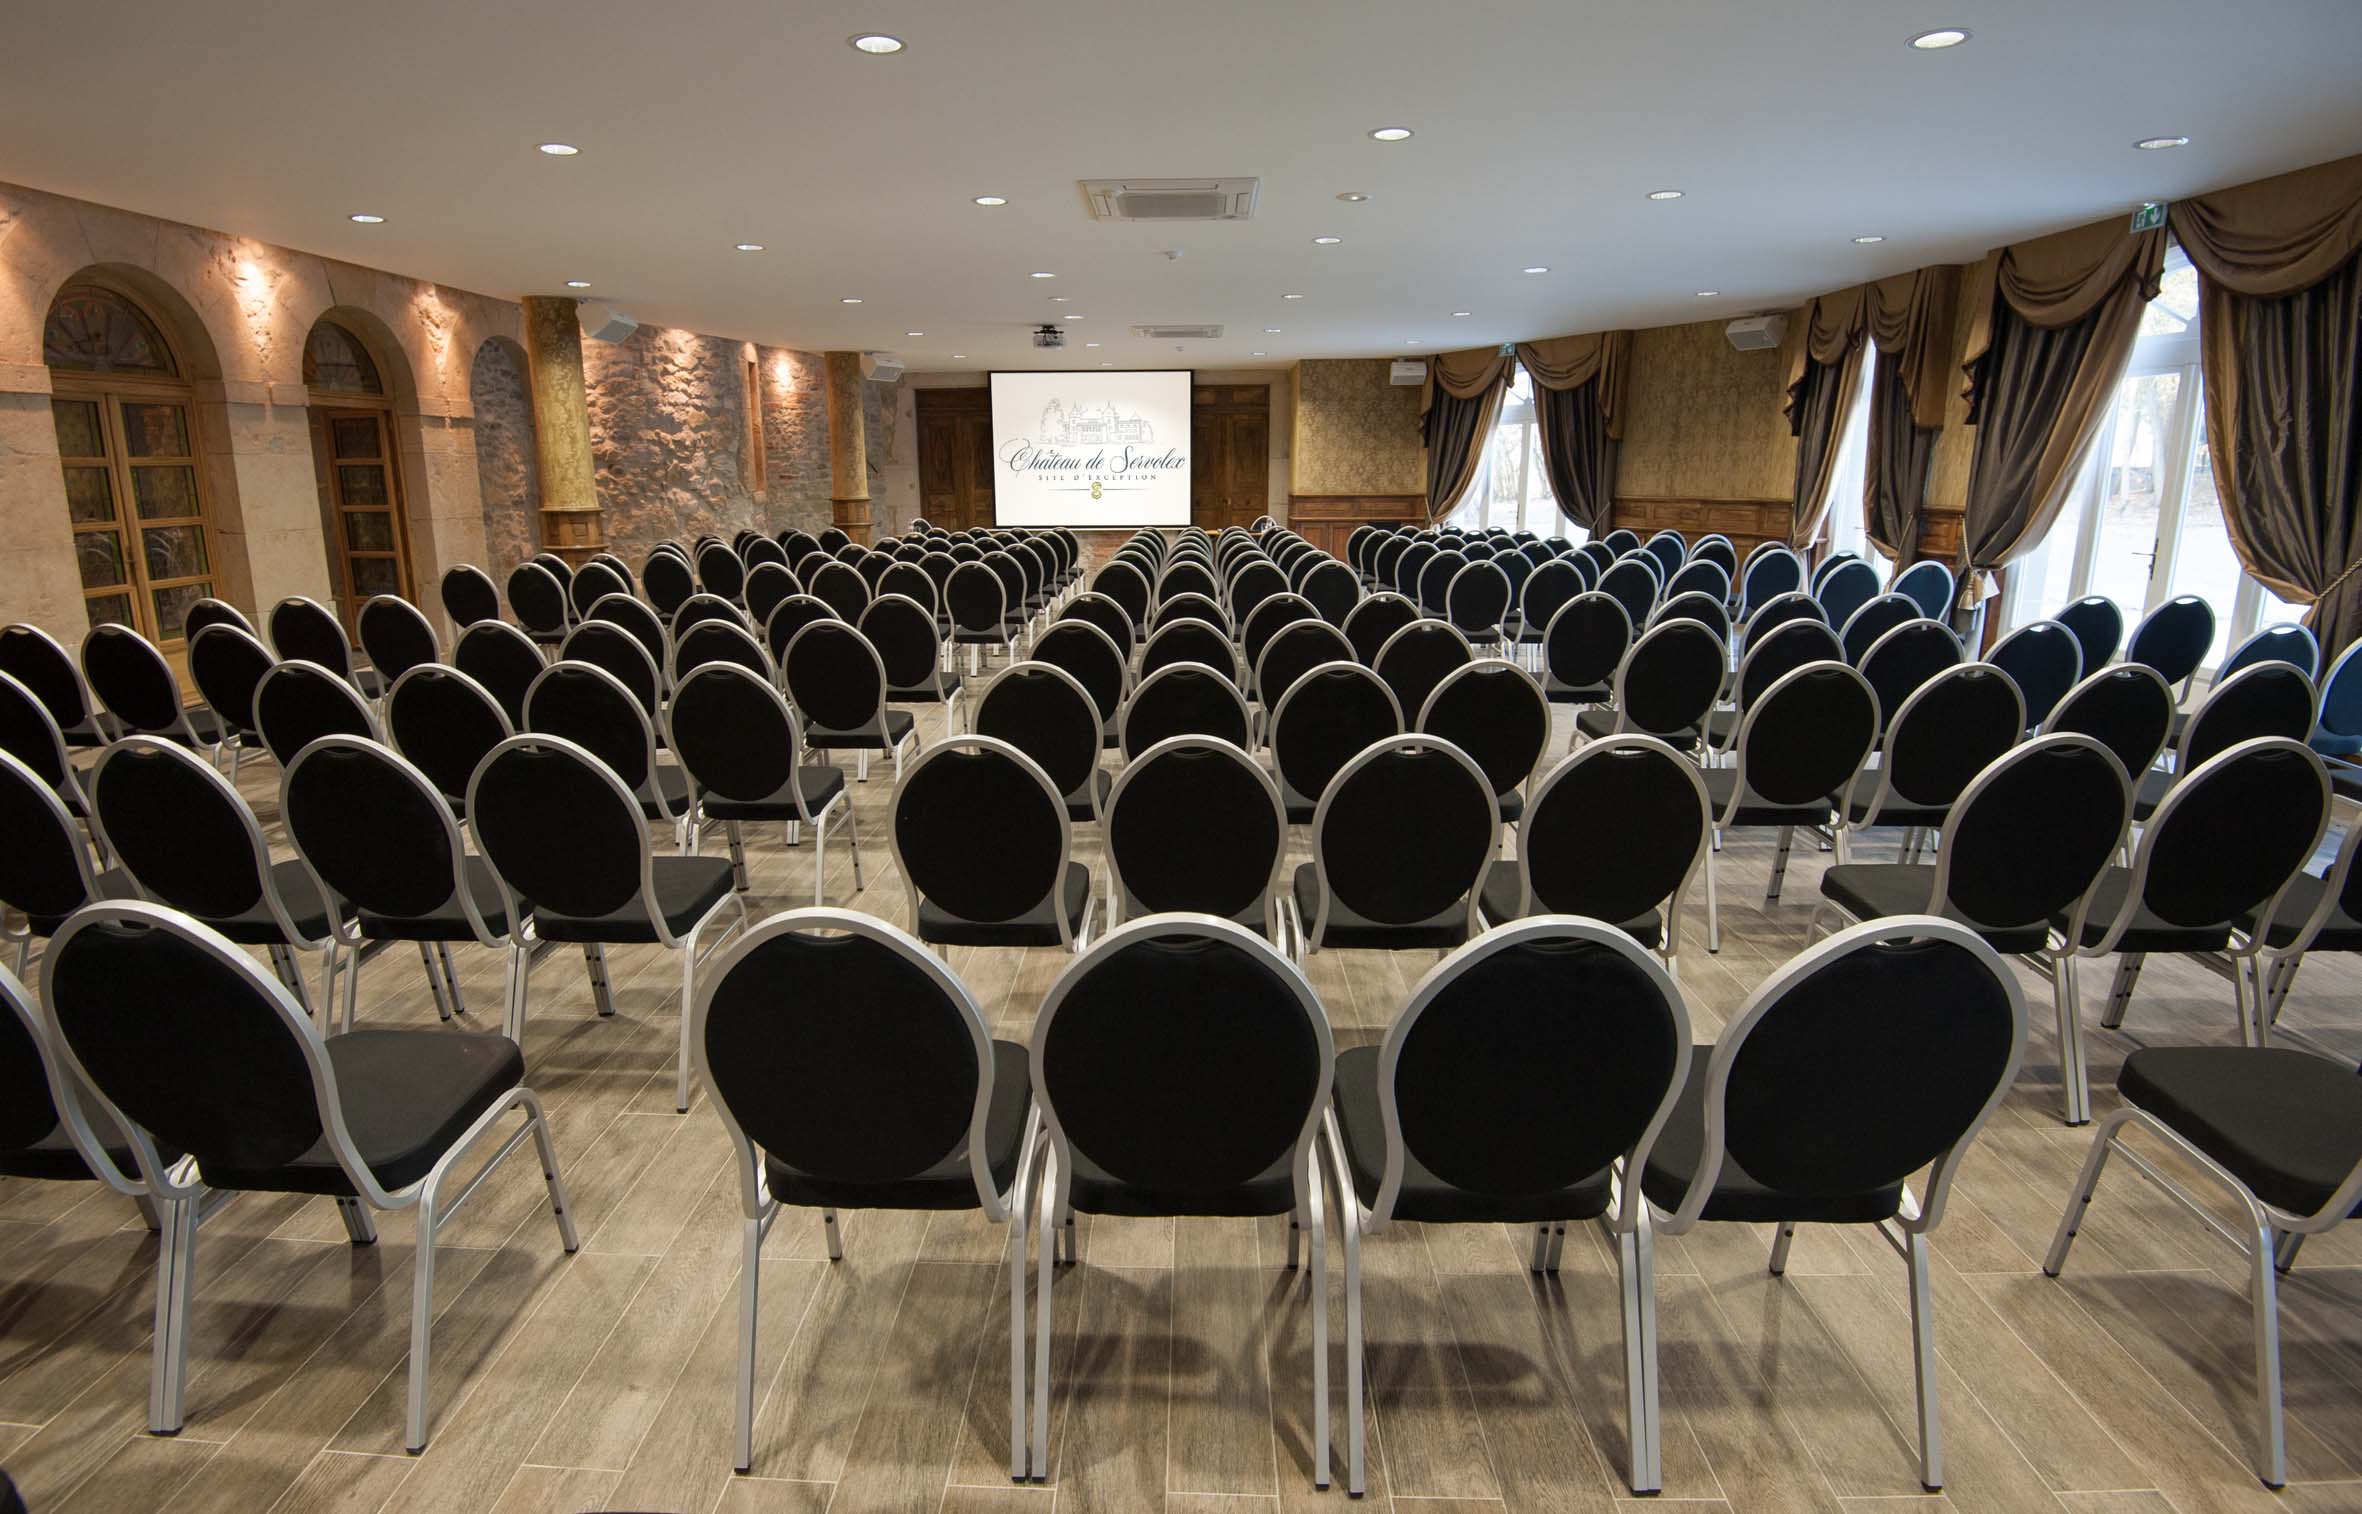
[52,387,217,681]
[318,408,412,630]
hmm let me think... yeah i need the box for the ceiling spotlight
[1336,192,1370,203]
[1695,290,1719,297]
[1451,310,1471,317]
[1908,26,1971,48]
[1100,362,1114,367]
[1085,342,1100,348]
[1312,235,1342,245]
[1368,126,1414,142]
[1522,266,1549,274]
[848,33,904,54]
[348,213,385,224]
[1647,189,1684,201]
[952,353,966,359]
[973,195,1007,206]
[565,279,592,289]
[1047,296,1068,302]
[1029,271,1057,279]
[1063,313,1083,319]
[1264,327,1282,334]
[1282,293,1305,300]
[905,330,923,337]
[840,297,863,304]
[1405,340,1421,346]
[2135,135,2191,150]
[1852,235,1886,244]
[735,242,765,252]
[537,142,580,156]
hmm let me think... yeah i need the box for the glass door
[53,387,217,671]
[321,409,411,631]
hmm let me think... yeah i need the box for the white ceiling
[5,0,2360,374]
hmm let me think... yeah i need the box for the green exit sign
[2131,201,2166,232]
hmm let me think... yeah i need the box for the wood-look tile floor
[6,697,2362,1514]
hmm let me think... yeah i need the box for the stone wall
[469,338,539,577]
[584,325,757,556]
[756,347,831,537]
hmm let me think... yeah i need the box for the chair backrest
[783,620,891,737]
[1373,620,1476,721]
[1858,618,1964,733]
[1153,591,1230,636]
[568,559,630,618]
[1311,736,1497,940]
[1692,537,1738,579]
[2052,595,2124,673]
[696,909,1008,1213]
[1987,619,2084,729]
[1611,619,1725,738]
[892,736,1074,936]
[1838,593,1920,665]
[452,619,543,728]
[1664,559,1730,605]
[763,594,840,665]
[1229,560,1289,626]
[1141,619,1242,684]
[1603,528,1641,555]
[666,663,808,810]
[1541,592,1632,693]
[1515,735,1709,925]
[1030,620,1128,728]
[1240,594,1317,680]
[1596,558,1660,626]
[642,549,696,616]
[524,660,661,795]
[1158,559,1220,606]
[1392,541,1438,598]
[0,625,98,737]
[1414,549,1467,615]
[696,542,748,602]
[356,595,440,684]
[179,599,251,648]
[186,623,274,741]
[2126,595,2216,689]
[1269,662,1403,805]
[253,659,379,767]
[2046,662,2175,780]
[1093,559,1151,629]
[1106,737,1286,923]
[439,565,501,630]
[1890,560,1955,622]
[385,664,512,811]
[1731,617,1843,711]
[1741,590,1826,650]
[1255,619,1355,712]
[1650,590,1732,642]
[1300,559,1362,625]
[1120,663,1252,760]
[745,536,789,571]
[1033,915,1330,1207]
[2180,661,2319,769]
[1872,663,2024,812]
[1343,592,1420,665]
[1416,658,1549,800]
[559,619,662,717]
[946,560,1008,634]
[2318,634,2362,743]
[506,561,569,636]
[586,592,671,675]
[81,624,194,739]
[1816,558,1882,629]
[2220,622,2320,681]
[89,737,279,929]
[807,560,872,624]
[973,662,1103,802]
[858,595,942,694]
[875,561,937,618]
[1371,918,1689,1220]
[1642,532,1686,581]
[282,736,483,933]
[670,618,772,686]
[2123,737,2328,937]
[1656,917,2024,1233]
[1738,546,1805,616]
[267,597,352,679]
[1931,734,2129,933]
[1724,663,1878,818]
[744,561,798,626]
[1444,560,1513,636]
[1519,558,1585,635]
[0,749,101,927]
[469,734,654,926]
[1061,592,1137,653]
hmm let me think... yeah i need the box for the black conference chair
[1663,558,1731,607]
[1372,619,1476,725]
[525,659,693,845]
[1118,662,1252,761]
[386,664,511,817]
[1141,618,1243,684]
[667,663,857,903]
[1300,559,1362,626]
[569,559,631,620]
[469,733,747,1111]
[1642,916,2026,1493]
[1025,915,1335,1485]
[693,908,1042,1475]
[81,623,228,758]
[0,748,134,975]
[1105,736,1289,943]
[1540,592,1632,706]
[697,541,749,605]
[2238,814,2362,1040]
[2054,594,2124,673]
[2136,660,2319,820]
[88,737,351,1013]
[1092,559,1152,638]
[1816,557,1882,630]
[1323,917,1691,1495]
[1988,619,2084,733]
[1890,559,1955,622]
[1480,735,1710,973]
[1857,618,1964,743]
[1838,592,1921,665]
[1268,661,1403,825]
[891,736,1094,952]
[807,559,872,625]
[1416,657,1549,823]
[1030,619,1129,749]
[863,593,963,737]
[0,957,159,1225]
[1642,529,1688,580]
[2126,594,2217,698]
[0,623,112,747]
[1254,617,1354,718]
[1242,593,1317,679]
[1575,618,1725,750]
[2044,738,2329,1124]
[744,535,789,571]
[282,736,538,1036]
[1597,557,1661,628]
[1735,546,1806,623]
[669,617,773,689]
[185,622,272,779]
[974,661,1110,823]
[1514,557,1586,662]
[947,560,1018,673]
[181,596,253,645]
[453,618,545,728]
[506,560,571,646]
[1059,592,1137,659]
[253,658,380,769]
[762,593,840,670]
[270,596,383,699]
[1342,591,1419,666]
[739,560,794,628]
[2047,662,2176,789]
[1152,590,1231,638]
[673,591,752,642]
[783,619,919,783]
[1603,528,1642,556]
[1297,735,1497,954]
[356,595,441,687]
[1650,588,1732,643]
[39,900,576,1451]
[644,549,697,621]
[1841,662,2024,856]
[1705,614,1843,769]
[1700,662,1879,951]
[562,618,665,724]
[2222,624,2321,681]
[585,594,673,686]
[0,669,99,823]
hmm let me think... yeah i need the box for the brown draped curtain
[2168,153,2362,653]
[1421,345,1512,522]
[1956,217,2167,603]
[1786,341,1867,550]
[1515,330,1631,535]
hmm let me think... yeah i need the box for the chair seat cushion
[1292,862,1469,950]
[890,670,963,704]
[1843,768,1948,828]
[201,1029,525,1197]
[1476,859,1661,946]
[767,1040,1033,1211]
[1065,1142,1296,1218]
[1701,768,1835,828]
[2119,1046,2362,1217]
[638,763,692,822]
[1332,1045,1613,1223]
[2240,872,2362,951]
[197,859,356,945]
[917,861,1092,948]
[1064,767,1113,822]
[1638,1058,1904,1225]
[59,718,108,749]
[27,866,141,936]
[534,856,738,943]
[1543,679,1610,706]
[2132,765,2173,822]
[806,709,917,751]
[0,1123,168,1184]
[701,766,847,822]
[1819,865,2052,954]
[1495,788,1524,825]
[357,856,523,942]
[2056,869,2231,954]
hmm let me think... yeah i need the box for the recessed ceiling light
[2135,135,2191,150]
[1852,235,1886,245]
[1647,189,1684,201]
[848,33,904,54]
[1264,327,1282,334]
[565,279,592,289]
[537,142,580,156]
[1522,266,1549,274]
[1282,293,1305,300]
[973,195,1007,206]
[1451,310,1472,317]
[1369,127,1414,142]
[735,243,765,252]
[1312,235,1342,245]
[1029,271,1057,279]
[348,213,385,224]
[840,297,863,304]
[1336,192,1369,203]
[1909,26,1971,49]
[952,353,966,359]
[1063,313,1083,320]
[1695,290,1719,297]
[905,331,923,337]
[1252,351,1266,356]
[1085,342,1100,348]
[1405,340,1421,346]
[1047,296,1068,303]
[1100,362,1114,367]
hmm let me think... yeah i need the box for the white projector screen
[989,370,1192,527]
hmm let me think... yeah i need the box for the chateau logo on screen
[997,395,1187,493]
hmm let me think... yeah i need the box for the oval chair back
[1417,658,1549,813]
[1890,560,1955,622]
[1269,663,1403,818]
[1343,593,1419,666]
[0,625,103,745]
[763,595,839,667]
[1508,735,1709,939]
[356,596,440,685]
[696,542,748,603]
[1141,620,1241,685]
[744,561,798,626]
[468,733,655,928]
[386,665,512,814]
[1106,737,1286,936]
[974,662,1105,815]
[1373,620,1475,723]
[1858,619,1964,737]
[1987,619,2084,731]
[875,562,937,619]
[782,620,893,741]
[1816,559,1882,630]
[568,560,630,620]
[1541,593,1633,702]
[1061,593,1136,656]
[2047,663,2175,781]
[522,660,669,816]
[1664,559,1730,605]
[1596,558,1660,627]
[1737,547,1805,619]
[643,550,696,618]
[452,620,543,728]
[1731,618,1843,716]
[187,624,275,747]
[1030,621,1128,735]
[182,599,253,643]
[1304,736,1497,951]
[892,736,1087,950]
[1119,663,1252,760]
[585,593,671,678]
[2111,738,2328,953]
[1256,620,1355,714]
[254,660,379,768]
[1301,560,1362,626]
[267,597,355,684]
[560,620,662,719]
[2220,623,2320,681]
[1642,532,1686,581]
[440,565,501,629]
[0,748,106,939]
[1861,663,2024,820]
[1608,619,1724,740]
[505,562,569,641]
[808,560,871,624]
[1650,591,1731,642]
[1444,561,1512,639]
[89,737,317,951]
[2053,595,2124,673]
[281,736,499,957]
[2179,661,2320,771]
[81,624,209,748]
[1921,734,2129,941]
[1839,594,1920,665]
[671,618,773,687]
[2126,595,2216,693]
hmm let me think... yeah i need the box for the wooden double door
[1190,386,1269,531]
[916,387,996,530]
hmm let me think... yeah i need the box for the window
[1820,352,1876,562]
[302,322,384,395]
[2004,245,2301,670]
[1444,365,1580,539]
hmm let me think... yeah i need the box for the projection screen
[988,370,1192,527]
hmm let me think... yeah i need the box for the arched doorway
[304,318,414,632]
[43,280,221,671]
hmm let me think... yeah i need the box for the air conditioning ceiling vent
[1082,178,1260,223]
[1131,324,1224,341]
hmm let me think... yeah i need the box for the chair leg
[1031,1149,1059,1480]
[822,1209,844,1261]
[420,942,451,1022]
[335,1197,379,1245]
[1321,1119,1366,1498]
[2276,1230,2306,1273]
[585,944,616,1017]
[1308,1148,1329,1491]
[2053,955,2093,1126]
[737,1213,763,1472]
[2042,1111,2124,1276]
[676,932,699,1113]
[845,801,864,895]
[1766,825,1794,904]
[1618,1216,1662,1495]
[438,942,465,1018]
[147,1194,199,1434]
[2248,1213,2288,1488]
[813,807,829,909]
[406,1186,438,1453]
[1007,1125,1038,1482]
[1705,844,1721,954]
[504,942,528,1044]
[1768,1221,1796,1276]
[1905,1227,1943,1490]
[525,1089,578,1252]
[2098,953,2145,1030]
[727,821,749,892]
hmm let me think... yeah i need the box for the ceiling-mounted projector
[1032,323,1065,350]
[860,352,905,383]
[1724,314,1787,352]
[577,304,637,343]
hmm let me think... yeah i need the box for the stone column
[521,296,603,562]
[824,350,871,544]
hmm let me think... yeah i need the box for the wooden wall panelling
[1288,493,1426,557]
[1609,496,1794,557]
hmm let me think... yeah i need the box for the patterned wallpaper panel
[1616,318,1798,501]
[1290,359,1426,495]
